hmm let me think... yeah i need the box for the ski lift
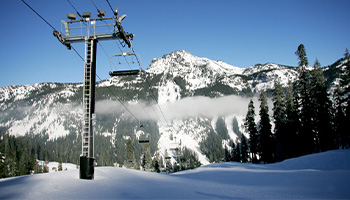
[109,52,141,76]
[138,133,150,144]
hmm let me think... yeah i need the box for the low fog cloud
[95,95,268,122]
[162,95,254,119]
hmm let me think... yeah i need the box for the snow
[157,119,210,165]
[1,149,349,199]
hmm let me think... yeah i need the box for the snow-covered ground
[0,149,349,199]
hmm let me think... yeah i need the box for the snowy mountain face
[148,50,299,99]
[0,50,343,166]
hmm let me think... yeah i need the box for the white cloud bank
[95,95,269,123]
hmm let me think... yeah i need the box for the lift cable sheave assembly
[53,8,135,180]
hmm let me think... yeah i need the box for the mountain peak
[146,50,242,76]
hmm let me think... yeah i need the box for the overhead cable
[21,0,57,31]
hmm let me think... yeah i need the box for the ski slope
[0,150,349,199]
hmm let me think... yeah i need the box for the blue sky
[1,0,349,87]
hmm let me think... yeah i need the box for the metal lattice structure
[54,9,134,180]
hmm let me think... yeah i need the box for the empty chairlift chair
[109,52,141,76]
[138,134,150,144]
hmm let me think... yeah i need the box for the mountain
[0,50,345,166]
[0,149,349,199]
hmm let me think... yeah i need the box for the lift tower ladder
[54,10,134,180]
[82,38,96,158]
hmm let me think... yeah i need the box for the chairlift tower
[54,9,134,180]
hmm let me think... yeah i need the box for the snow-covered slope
[0,149,349,199]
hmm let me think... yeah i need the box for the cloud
[162,95,253,119]
[94,95,268,122]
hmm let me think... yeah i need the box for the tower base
[80,156,94,180]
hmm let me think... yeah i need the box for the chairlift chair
[138,133,150,144]
[109,52,141,77]
[138,139,150,144]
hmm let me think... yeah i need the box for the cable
[90,0,101,13]
[71,46,84,61]
[21,0,57,31]
[106,0,114,13]
[66,0,82,18]
[131,48,170,126]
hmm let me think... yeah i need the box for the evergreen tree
[285,81,299,158]
[240,134,249,163]
[314,57,321,68]
[310,59,334,151]
[0,139,8,178]
[336,49,350,148]
[244,99,259,163]
[340,50,350,98]
[141,143,152,171]
[272,81,287,161]
[124,138,136,169]
[295,44,309,67]
[224,146,230,162]
[333,85,347,148]
[232,139,241,162]
[152,151,161,173]
[295,45,314,155]
[258,91,275,163]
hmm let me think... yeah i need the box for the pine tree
[258,91,275,163]
[314,57,321,68]
[295,44,314,155]
[152,151,161,173]
[336,48,350,148]
[333,85,347,148]
[272,81,287,161]
[285,81,299,158]
[240,134,249,163]
[0,140,8,178]
[340,50,350,98]
[232,139,241,162]
[244,99,259,163]
[310,59,334,151]
[125,138,136,169]
[141,143,152,171]
[295,44,309,67]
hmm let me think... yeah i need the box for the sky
[0,0,349,87]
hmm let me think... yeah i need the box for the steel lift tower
[54,9,134,179]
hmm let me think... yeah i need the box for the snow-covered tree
[124,138,136,169]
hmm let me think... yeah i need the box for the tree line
[244,45,350,163]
